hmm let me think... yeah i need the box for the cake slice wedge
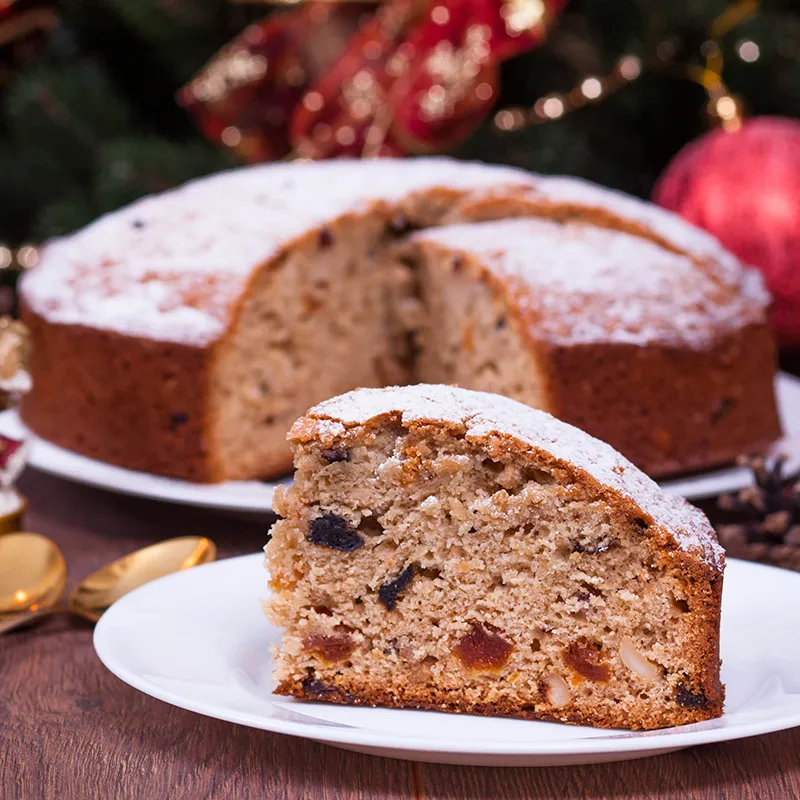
[264,384,724,729]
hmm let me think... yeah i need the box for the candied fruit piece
[453,623,514,672]
[378,565,415,610]
[320,447,350,464]
[563,641,611,682]
[302,633,355,663]
[676,682,709,708]
[306,514,364,551]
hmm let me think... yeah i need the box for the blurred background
[0,0,798,355]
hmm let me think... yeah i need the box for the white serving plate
[4,373,799,513]
[94,554,800,767]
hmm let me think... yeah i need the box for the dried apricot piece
[563,641,611,682]
[453,623,514,671]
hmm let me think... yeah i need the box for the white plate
[94,554,800,767]
[5,373,800,513]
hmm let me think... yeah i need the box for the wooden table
[3,471,799,800]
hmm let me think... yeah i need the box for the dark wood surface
[2,471,800,800]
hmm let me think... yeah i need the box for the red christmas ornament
[178,4,371,162]
[183,0,565,161]
[654,117,800,348]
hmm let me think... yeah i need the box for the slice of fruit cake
[264,384,724,729]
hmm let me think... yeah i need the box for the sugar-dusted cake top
[412,217,766,347]
[297,384,724,569]
[21,157,764,346]
[21,158,529,345]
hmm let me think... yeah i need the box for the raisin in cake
[19,158,779,481]
[265,384,725,730]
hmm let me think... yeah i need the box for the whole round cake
[19,157,780,482]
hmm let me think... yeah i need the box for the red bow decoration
[179,0,565,161]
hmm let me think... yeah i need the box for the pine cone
[717,450,800,571]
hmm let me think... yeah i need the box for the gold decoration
[0,317,29,384]
[342,69,381,120]
[0,491,26,535]
[421,25,490,122]
[186,50,268,105]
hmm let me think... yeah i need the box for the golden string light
[0,244,39,271]
[494,54,642,132]
[492,0,762,135]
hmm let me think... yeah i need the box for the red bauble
[654,117,800,348]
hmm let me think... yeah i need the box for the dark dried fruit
[711,396,735,424]
[452,255,464,272]
[169,412,189,431]
[579,581,602,597]
[306,514,364,551]
[405,331,421,362]
[563,641,611,682]
[132,219,145,230]
[319,227,333,248]
[302,633,355,663]
[378,565,415,610]
[676,682,709,708]
[495,317,506,330]
[320,447,350,464]
[302,677,336,697]
[453,623,514,671]
[301,675,355,702]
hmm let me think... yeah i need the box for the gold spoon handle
[0,606,70,635]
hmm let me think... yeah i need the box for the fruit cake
[265,384,725,730]
[19,158,780,481]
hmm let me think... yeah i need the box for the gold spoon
[0,532,68,615]
[0,535,216,634]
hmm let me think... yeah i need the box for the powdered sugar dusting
[303,384,724,568]
[414,218,766,347]
[20,159,530,344]
[21,157,764,345]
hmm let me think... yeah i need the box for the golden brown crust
[275,671,721,731]
[20,302,222,482]
[538,323,781,477]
